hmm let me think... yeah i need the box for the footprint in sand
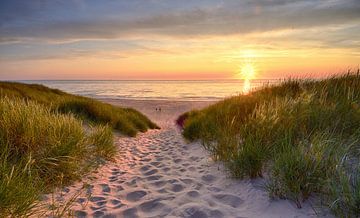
[103,214,116,218]
[213,194,243,208]
[76,197,86,204]
[207,186,222,193]
[117,179,125,184]
[125,178,138,187]
[141,158,151,162]
[157,188,168,194]
[187,190,200,198]
[110,199,124,209]
[111,168,120,174]
[100,184,111,193]
[201,174,217,183]
[167,179,179,184]
[162,167,171,172]
[175,204,210,218]
[95,200,107,207]
[92,210,105,217]
[126,190,147,202]
[150,161,162,167]
[144,169,158,176]
[116,185,124,192]
[193,182,203,190]
[74,210,87,217]
[151,180,167,187]
[180,178,193,184]
[182,163,191,167]
[146,175,162,181]
[210,210,225,218]
[86,185,94,195]
[174,158,182,163]
[190,156,199,161]
[108,176,117,182]
[140,165,151,172]
[122,207,138,218]
[90,196,106,203]
[139,198,165,212]
[110,199,121,206]
[188,166,196,171]
[171,184,184,192]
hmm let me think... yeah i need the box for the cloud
[0,0,359,66]
[0,0,359,43]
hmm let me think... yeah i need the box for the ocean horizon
[18,79,279,101]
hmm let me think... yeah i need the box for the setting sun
[237,62,256,94]
[240,63,256,80]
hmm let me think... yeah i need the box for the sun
[239,63,256,80]
[236,62,256,94]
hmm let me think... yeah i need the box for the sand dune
[40,99,316,217]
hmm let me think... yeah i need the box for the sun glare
[237,62,256,94]
[240,63,256,80]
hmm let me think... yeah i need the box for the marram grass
[180,72,360,216]
[0,82,158,217]
[0,81,159,136]
[0,97,118,217]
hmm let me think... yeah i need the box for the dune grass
[0,98,110,216]
[0,82,158,217]
[0,81,159,136]
[180,72,360,216]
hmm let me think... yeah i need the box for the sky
[0,0,359,80]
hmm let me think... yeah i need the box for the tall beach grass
[0,82,159,136]
[180,72,360,216]
[0,82,158,217]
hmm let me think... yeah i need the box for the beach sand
[40,99,316,218]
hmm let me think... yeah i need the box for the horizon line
[4,78,282,82]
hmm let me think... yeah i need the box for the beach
[40,99,316,218]
[2,1,358,216]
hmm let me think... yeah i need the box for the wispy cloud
[0,0,359,42]
[0,0,359,79]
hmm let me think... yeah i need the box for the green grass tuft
[90,125,116,160]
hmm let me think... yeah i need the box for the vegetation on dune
[0,82,158,217]
[0,98,110,216]
[180,72,360,216]
[0,82,159,136]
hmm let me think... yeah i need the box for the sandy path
[42,99,316,218]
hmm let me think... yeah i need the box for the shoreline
[97,97,223,102]
[101,99,217,128]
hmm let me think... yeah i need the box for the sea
[20,80,278,101]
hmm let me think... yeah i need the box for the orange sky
[0,1,359,80]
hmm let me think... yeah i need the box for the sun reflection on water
[243,79,251,94]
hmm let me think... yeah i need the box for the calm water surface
[21,80,278,101]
